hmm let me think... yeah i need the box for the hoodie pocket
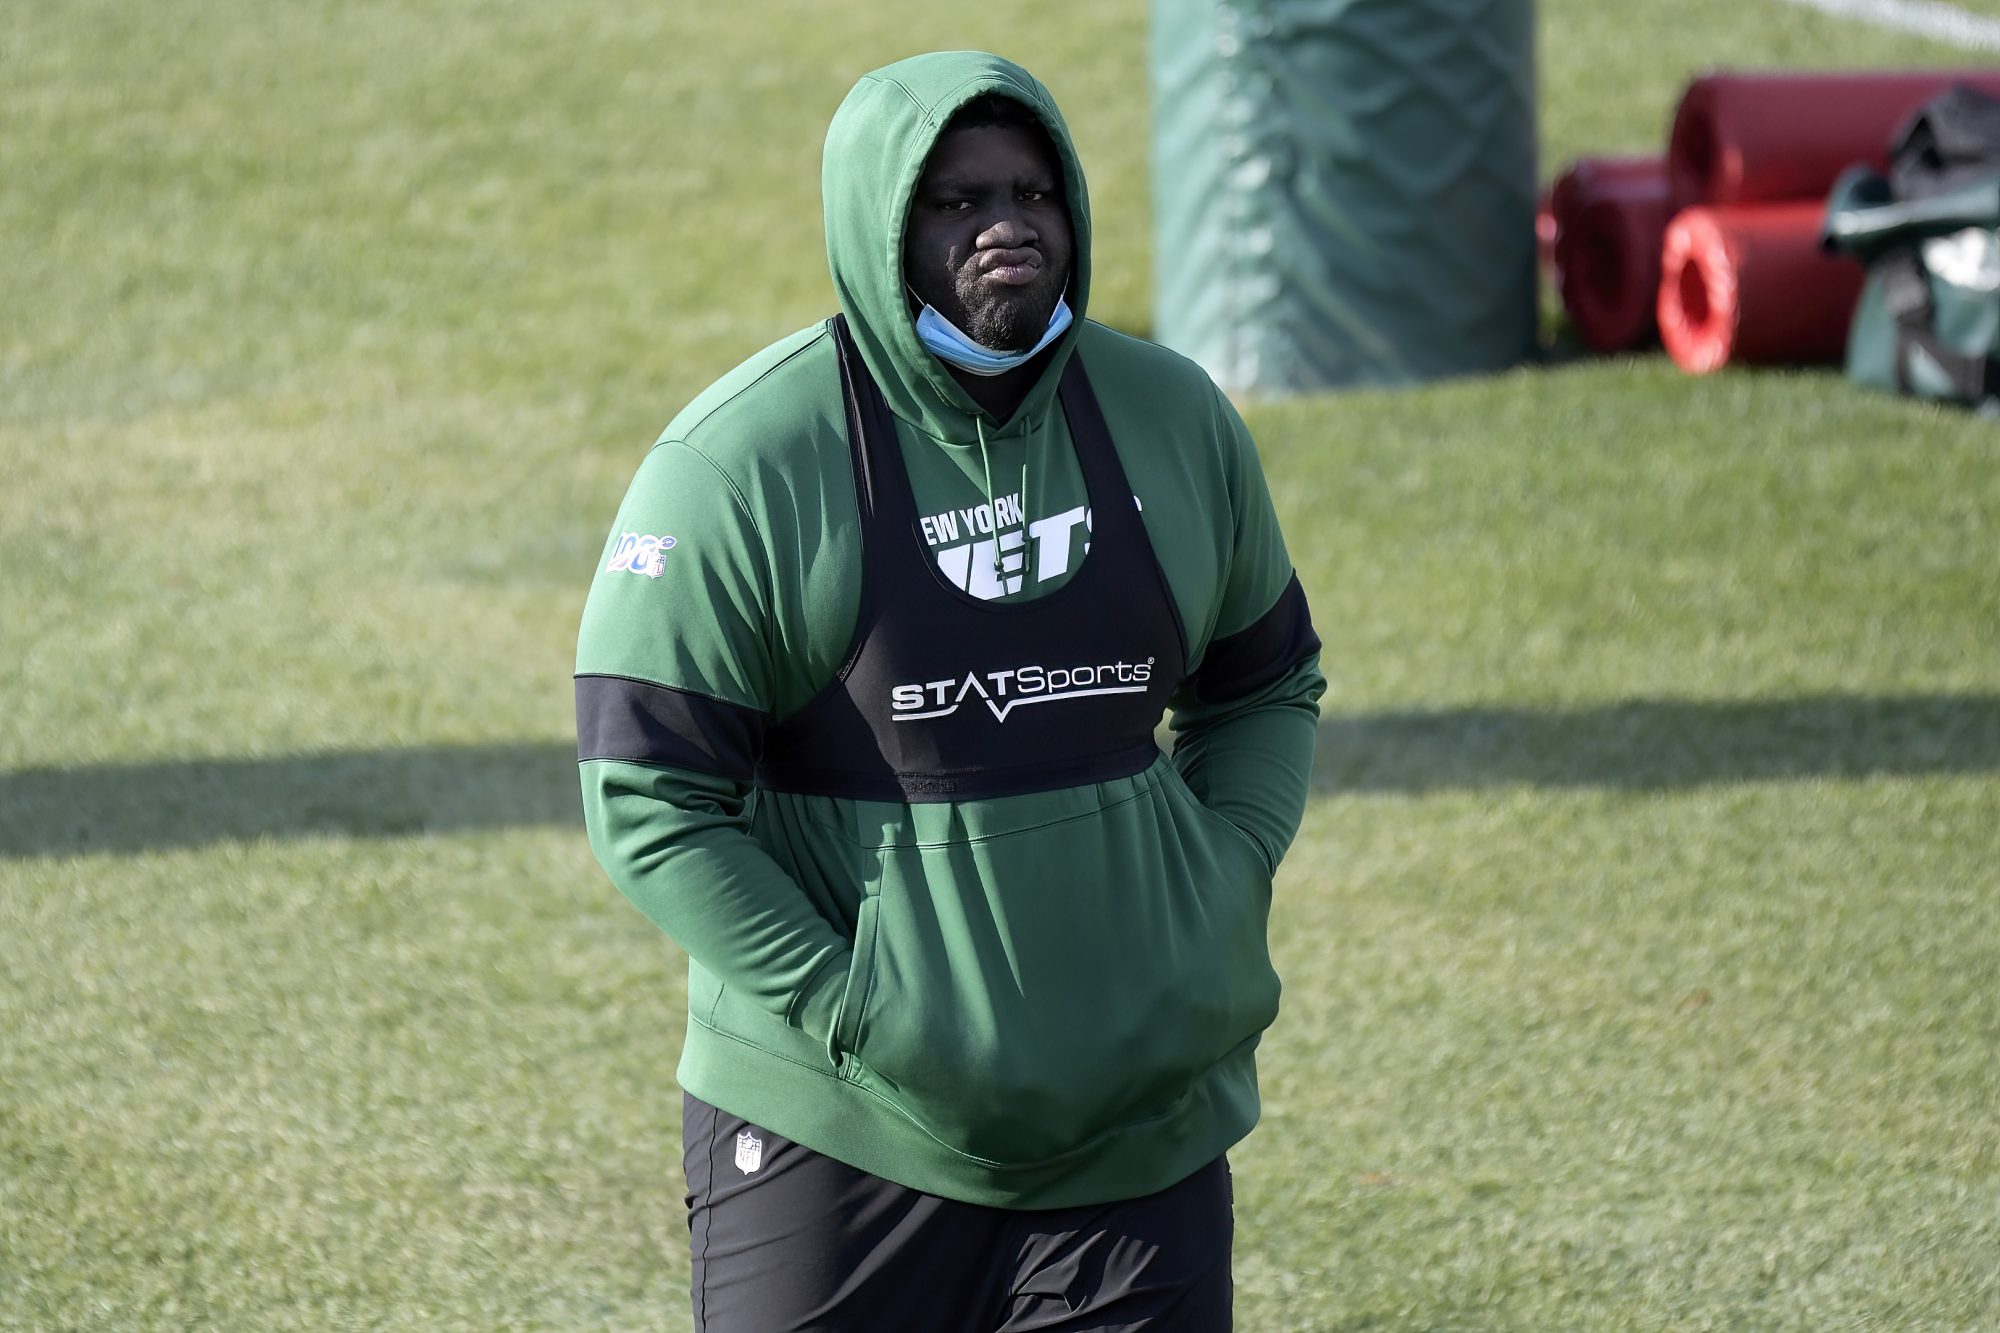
[828,756,1279,1168]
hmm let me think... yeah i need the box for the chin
[964,289,1060,352]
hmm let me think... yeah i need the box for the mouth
[974,247,1042,287]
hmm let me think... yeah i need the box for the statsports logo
[891,657,1153,723]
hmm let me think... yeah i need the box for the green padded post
[1152,0,1538,394]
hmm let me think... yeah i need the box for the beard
[950,263,1068,351]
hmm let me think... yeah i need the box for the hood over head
[822,51,1092,442]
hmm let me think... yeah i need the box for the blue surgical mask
[914,297,1073,377]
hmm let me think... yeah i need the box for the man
[576,51,1324,1331]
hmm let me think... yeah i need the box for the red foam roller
[1550,158,1672,351]
[1669,71,2000,206]
[1657,203,1866,374]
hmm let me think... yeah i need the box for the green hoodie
[576,51,1325,1208]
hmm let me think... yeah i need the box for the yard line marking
[1778,0,2000,51]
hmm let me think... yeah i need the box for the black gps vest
[754,317,1188,803]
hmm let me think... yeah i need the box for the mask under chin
[914,297,1075,377]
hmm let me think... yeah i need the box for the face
[903,121,1074,352]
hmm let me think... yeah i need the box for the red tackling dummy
[1669,71,2000,206]
[1549,157,1672,352]
[1657,203,1866,373]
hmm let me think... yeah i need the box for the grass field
[5,0,1999,1328]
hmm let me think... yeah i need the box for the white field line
[1779,0,2000,51]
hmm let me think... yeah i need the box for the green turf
[5,1,1999,1327]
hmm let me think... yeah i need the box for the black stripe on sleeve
[575,674,767,779]
[1190,573,1322,705]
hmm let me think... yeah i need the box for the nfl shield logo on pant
[734,1129,764,1175]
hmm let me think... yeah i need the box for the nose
[976,215,1036,251]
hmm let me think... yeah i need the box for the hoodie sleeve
[1167,388,1327,875]
[575,440,850,1042]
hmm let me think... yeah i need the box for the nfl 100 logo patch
[605,531,676,578]
[734,1129,764,1175]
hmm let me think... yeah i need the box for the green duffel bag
[1823,86,2000,408]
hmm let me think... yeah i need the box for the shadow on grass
[0,741,582,859]
[1315,693,2000,794]
[3,694,1996,857]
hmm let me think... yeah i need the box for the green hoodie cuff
[789,947,852,1046]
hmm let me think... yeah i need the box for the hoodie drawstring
[974,418,1031,595]
[975,417,999,586]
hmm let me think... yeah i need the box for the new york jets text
[918,490,1142,600]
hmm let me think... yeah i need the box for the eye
[1020,189,1046,203]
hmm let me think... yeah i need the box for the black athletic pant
[683,1094,1234,1332]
